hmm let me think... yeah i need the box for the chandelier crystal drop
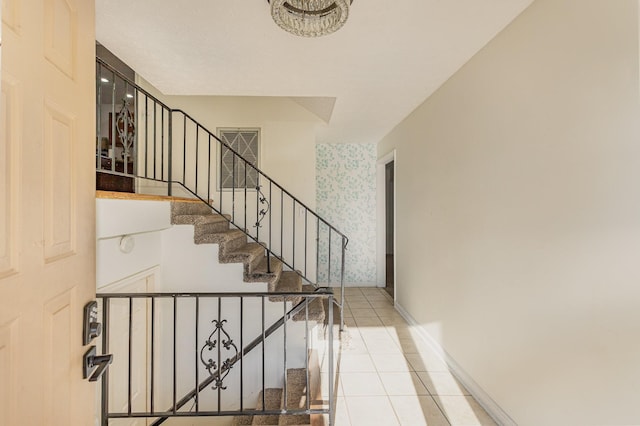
[269,0,352,37]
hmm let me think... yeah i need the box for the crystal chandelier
[269,0,353,37]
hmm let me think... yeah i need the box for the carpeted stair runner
[172,200,328,426]
[170,200,325,319]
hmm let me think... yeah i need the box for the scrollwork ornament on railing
[199,319,238,390]
[254,184,271,228]
[116,99,136,163]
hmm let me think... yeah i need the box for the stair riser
[247,252,265,274]
[194,220,231,237]
[222,233,251,254]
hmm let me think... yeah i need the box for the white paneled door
[1,0,97,425]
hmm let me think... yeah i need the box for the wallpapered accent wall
[316,144,377,284]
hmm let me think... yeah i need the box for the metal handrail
[171,108,348,240]
[96,291,335,424]
[147,289,329,425]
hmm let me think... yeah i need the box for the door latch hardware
[83,346,113,382]
[83,301,102,345]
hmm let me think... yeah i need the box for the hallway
[330,287,496,426]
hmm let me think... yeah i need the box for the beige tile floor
[329,287,497,426]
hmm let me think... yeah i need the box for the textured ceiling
[96,0,534,144]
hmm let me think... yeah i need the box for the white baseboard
[394,303,517,426]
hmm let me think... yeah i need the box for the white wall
[136,79,321,208]
[378,0,640,424]
[96,198,170,287]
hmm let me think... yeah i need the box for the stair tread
[170,200,213,217]
[172,213,227,225]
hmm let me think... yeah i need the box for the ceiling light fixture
[268,0,353,37]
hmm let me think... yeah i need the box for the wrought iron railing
[96,57,348,329]
[96,290,335,425]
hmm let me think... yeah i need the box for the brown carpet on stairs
[172,200,331,425]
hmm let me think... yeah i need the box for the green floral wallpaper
[316,144,377,284]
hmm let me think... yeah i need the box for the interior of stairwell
[94,45,347,424]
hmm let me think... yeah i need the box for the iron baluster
[261,297,266,414]
[305,297,310,412]
[195,124,199,195]
[182,115,186,185]
[153,101,157,179]
[207,134,211,206]
[255,171,259,241]
[173,296,177,414]
[340,236,347,331]
[144,97,149,179]
[316,218,320,285]
[305,209,308,278]
[239,297,244,412]
[282,300,287,413]
[232,152,236,223]
[328,228,332,286]
[167,108,172,195]
[195,296,199,412]
[328,293,335,425]
[110,69,116,173]
[150,297,155,413]
[244,158,247,232]
[293,200,296,270]
[127,298,133,416]
[158,106,162,183]
[269,182,273,268]
[100,298,110,426]
[217,297,221,412]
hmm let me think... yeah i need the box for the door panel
[0,0,96,424]
[0,73,20,278]
[0,319,19,425]
[103,274,153,426]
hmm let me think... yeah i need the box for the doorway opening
[377,150,396,300]
[385,161,395,298]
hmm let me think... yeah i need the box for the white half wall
[378,0,640,424]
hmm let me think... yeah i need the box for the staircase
[170,200,326,318]
[95,56,342,425]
